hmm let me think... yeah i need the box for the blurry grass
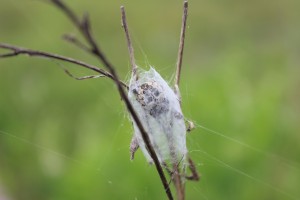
[0,0,300,200]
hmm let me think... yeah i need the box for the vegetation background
[0,0,299,199]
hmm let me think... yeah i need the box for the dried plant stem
[174,1,188,99]
[0,43,128,88]
[121,6,137,77]
[63,34,92,54]
[63,69,105,80]
[173,1,189,200]
[186,158,200,181]
[50,1,174,199]
[173,164,185,200]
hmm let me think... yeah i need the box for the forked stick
[121,6,137,77]
[0,43,127,88]
[185,157,200,181]
[175,1,188,97]
[50,1,173,199]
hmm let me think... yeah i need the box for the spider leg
[130,135,139,160]
[64,68,105,80]
[185,157,200,181]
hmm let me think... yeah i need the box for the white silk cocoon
[128,68,187,165]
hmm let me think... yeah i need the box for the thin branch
[49,1,173,199]
[175,1,188,96]
[51,0,82,28]
[173,167,185,200]
[0,43,128,89]
[185,157,200,181]
[63,34,92,54]
[51,0,103,60]
[50,0,98,55]
[121,6,137,77]
[63,69,105,80]
[172,2,189,199]
[0,52,20,58]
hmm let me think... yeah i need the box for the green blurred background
[0,0,300,199]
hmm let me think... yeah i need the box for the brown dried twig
[51,0,174,199]
[0,4,172,199]
[121,6,137,77]
[185,158,200,181]
[50,0,106,63]
[172,2,192,200]
[62,34,92,54]
[174,1,188,99]
[63,68,105,80]
[0,43,128,88]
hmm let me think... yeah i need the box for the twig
[49,1,173,199]
[50,0,82,28]
[50,0,100,57]
[174,1,188,98]
[63,68,105,80]
[0,43,128,88]
[185,157,200,181]
[121,6,137,77]
[63,34,92,54]
[172,2,189,200]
